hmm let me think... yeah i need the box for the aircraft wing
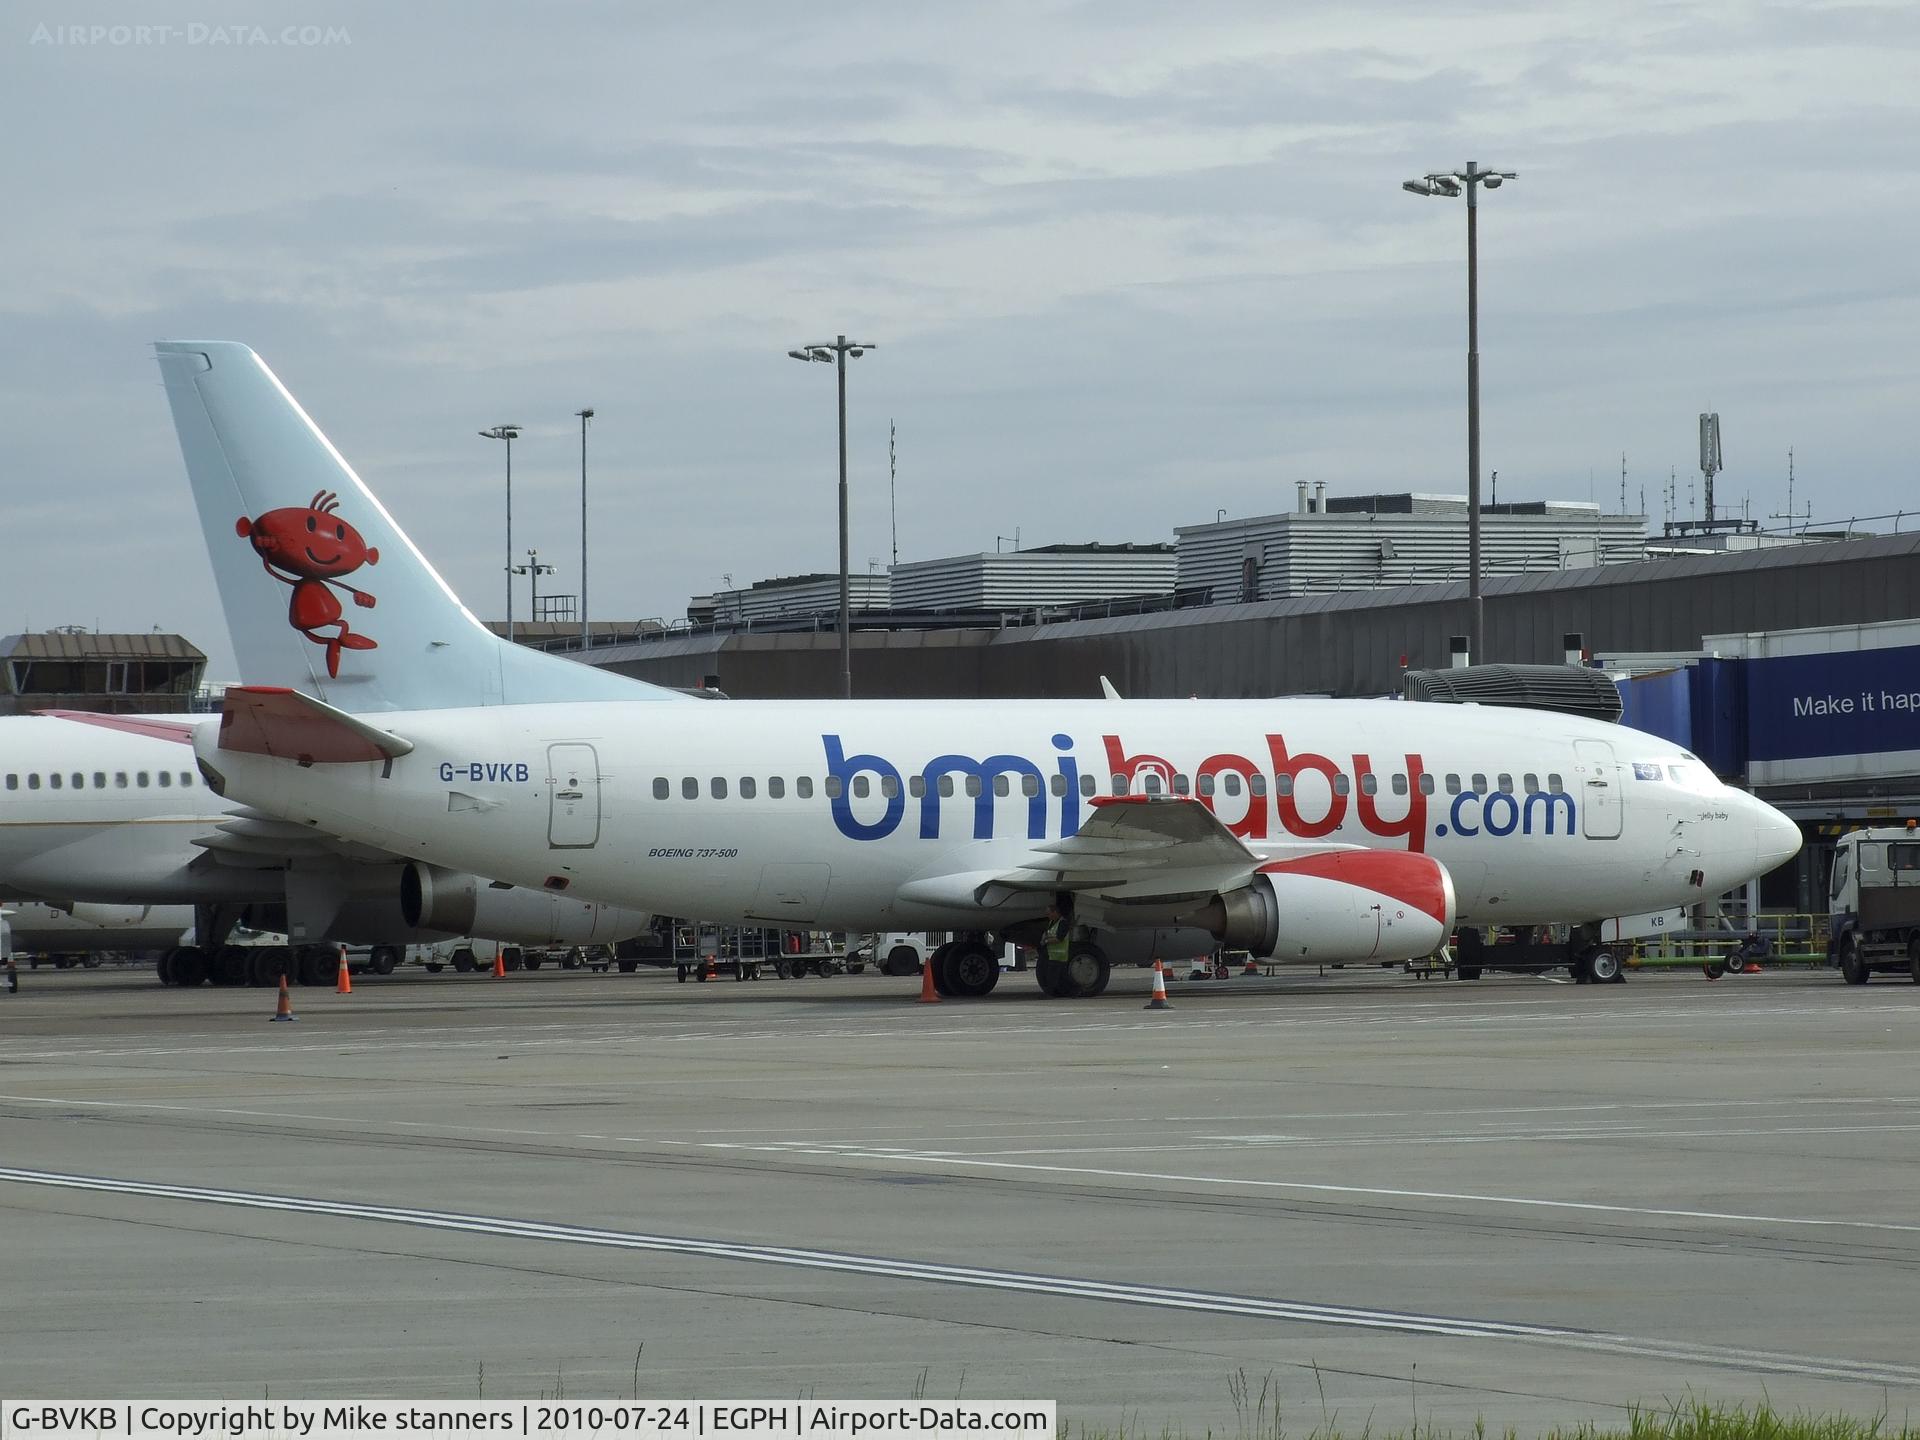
[898,796,1354,910]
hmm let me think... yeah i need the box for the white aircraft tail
[154,341,678,711]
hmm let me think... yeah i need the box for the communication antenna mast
[1619,453,1627,513]
[889,420,898,569]
[1699,412,1723,523]
[1770,447,1811,534]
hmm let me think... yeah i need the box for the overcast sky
[5,1,1916,679]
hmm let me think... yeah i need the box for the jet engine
[401,863,651,945]
[1192,851,1455,963]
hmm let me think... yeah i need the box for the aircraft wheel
[943,942,1000,999]
[156,948,178,986]
[370,946,400,976]
[928,943,956,996]
[1703,960,1726,981]
[1586,948,1622,984]
[171,946,208,986]
[1841,934,1870,985]
[1062,942,1111,999]
[211,947,247,986]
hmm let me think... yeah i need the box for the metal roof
[1,631,205,661]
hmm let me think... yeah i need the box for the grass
[1063,1395,1918,1440]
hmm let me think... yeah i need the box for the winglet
[218,686,413,765]
[1099,675,1122,701]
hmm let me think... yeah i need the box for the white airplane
[163,340,1802,998]
[2,899,192,960]
[0,354,671,986]
[0,708,653,985]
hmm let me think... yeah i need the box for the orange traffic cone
[704,954,717,981]
[492,949,507,978]
[335,949,353,994]
[270,975,298,1022]
[1242,954,1261,976]
[1144,959,1171,1010]
[1743,960,1764,974]
[917,956,942,1004]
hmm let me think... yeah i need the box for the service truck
[1827,826,1920,984]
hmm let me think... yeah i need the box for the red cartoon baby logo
[236,490,381,678]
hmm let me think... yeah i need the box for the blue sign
[1745,644,1920,762]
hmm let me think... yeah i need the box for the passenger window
[1471,773,1488,794]
[824,776,842,799]
[1497,773,1513,793]
[1391,774,1407,796]
[1523,773,1539,794]
[940,775,956,798]
[1197,773,1216,797]
[1143,773,1163,796]
[3,774,14,791]
[116,772,127,788]
[1419,773,1435,795]
[28,774,40,790]
[1049,774,1066,797]
[1110,773,1127,796]
[137,772,149,787]
[1276,774,1294,797]
[1361,774,1379,795]
[681,777,698,799]
[1332,775,1350,796]
[1173,774,1190,795]
[1249,774,1268,797]
[796,777,814,799]
[1079,773,1095,797]
[1548,772,1564,793]
[1445,774,1461,795]
[879,775,898,798]
[712,777,729,799]
[965,775,983,798]
[740,777,757,799]
[989,775,1007,798]
[1020,774,1039,798]
[180,771,192,787]
[910,776,926,799]
[74,773,86,788]
[50,773,63,790]
[769,777,785,799]
[1223,773,1242,797]
[852,775,869,799]
[94,772,107,788]
[653,778,669,800]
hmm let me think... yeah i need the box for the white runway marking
[1,1163,1916,1389]
[685,1141,1920,1237]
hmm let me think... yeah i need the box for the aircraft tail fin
[154,341,678,711]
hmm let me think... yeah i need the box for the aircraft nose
[1750,794,1802,872]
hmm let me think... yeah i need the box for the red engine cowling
[1198,851,1455,963]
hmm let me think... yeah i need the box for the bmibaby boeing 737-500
[157,341,1801,999]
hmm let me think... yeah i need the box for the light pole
[787,335,877,699]
[479,424,523,641]
[512,548,555,630]
[575,408,594,652]
[1402,160,1516,661]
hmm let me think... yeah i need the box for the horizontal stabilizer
[37,711,197,745]
[218,686,413,765]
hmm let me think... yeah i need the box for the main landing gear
[1035,940,1111,999]
[928,936,1001,998]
